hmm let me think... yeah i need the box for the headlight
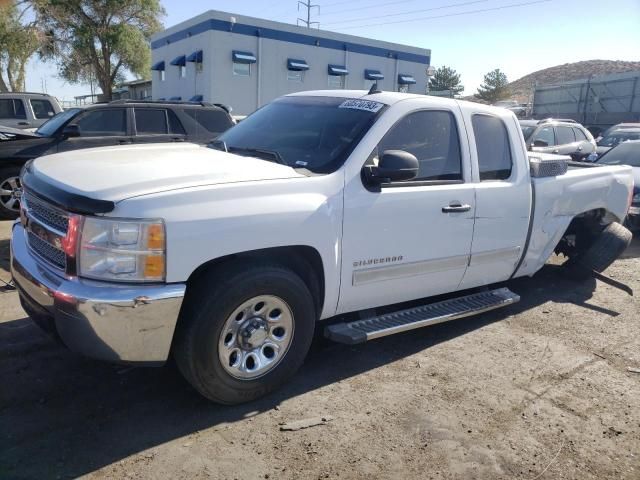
[79,217,166,282]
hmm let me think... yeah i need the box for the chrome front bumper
[10,222,186,364]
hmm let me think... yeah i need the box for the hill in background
[464,60,640,103]
[505,59,640,102]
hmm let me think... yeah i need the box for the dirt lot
[0,218,639,480]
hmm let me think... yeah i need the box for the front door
[338,108,475,314]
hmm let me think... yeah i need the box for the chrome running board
[325,287,519,344]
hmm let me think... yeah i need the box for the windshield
[36,108,81,136]
[596,142,640,167]
[210,96,385,173]
[597,131,640,147]
[520,125,536,140]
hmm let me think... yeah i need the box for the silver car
[0,92,63,129]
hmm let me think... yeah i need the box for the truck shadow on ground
[0,255,622,478]
[0,238,9,272]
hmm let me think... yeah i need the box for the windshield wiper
[227,146,287,165]
[209,139,228,152]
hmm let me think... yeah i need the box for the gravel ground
[0,219,638,480]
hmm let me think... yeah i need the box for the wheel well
[185,246,325,315]
[0,160,26,172]
[555,208,611,257]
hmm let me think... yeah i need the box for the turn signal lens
[144,255,165,278]
[146,224,165,250]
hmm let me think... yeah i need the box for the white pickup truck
[11,91,634,404]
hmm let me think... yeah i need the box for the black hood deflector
[22,162,115,214]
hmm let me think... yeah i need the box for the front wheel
[0,167,22,220]
[173,263,316,404]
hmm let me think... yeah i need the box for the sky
[24,0,640,102]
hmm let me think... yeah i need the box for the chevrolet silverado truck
[11,91,634,405]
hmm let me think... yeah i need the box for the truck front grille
[24,192,69,233]
[23,191,69,272]
[27,231,66,269]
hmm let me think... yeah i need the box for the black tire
[173,262,316,405]
[0,166,22,220]
[564,222,632,280]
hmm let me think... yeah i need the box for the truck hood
[31,143,305,202]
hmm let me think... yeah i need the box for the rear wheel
[563,222,632,279]
[173,262,316,404]
[0,167,22,220]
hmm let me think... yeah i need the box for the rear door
[132,108,187,145]
[56,108,133,152]
[458,111,532,290]
[0,98,29,129]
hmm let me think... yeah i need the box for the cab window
[372,110,462,182]
[472,114,513,181]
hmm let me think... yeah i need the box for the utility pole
[297,0,320,28]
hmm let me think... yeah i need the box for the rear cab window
[472,114,513,181]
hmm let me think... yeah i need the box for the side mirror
[532,139,548,148]
[62,124,80,138]
[368,150,419,183]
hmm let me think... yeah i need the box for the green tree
[0,1,41,92]
[31,0,164,100]
[476,68,509,103]
[429,66,463,95]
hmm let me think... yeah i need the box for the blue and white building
[150,10,431,115]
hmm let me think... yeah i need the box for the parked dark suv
[0,100,234,218]
[519,118,596,161]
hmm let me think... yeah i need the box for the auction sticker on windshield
[339,99,384,113]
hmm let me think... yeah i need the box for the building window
[328,75,344,89]
[232,51,256,77]
[160,70,165,82]
[397,74,416,93]
[233,62,251,76]
[180,65,186,78]
[288,70,304,82]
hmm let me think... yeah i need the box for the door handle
[552,149,559,154]
[442,203,471,213]
[577,146,583,151]
[171,137,185,142]
[18,121,30,126]
[119,139,133,144]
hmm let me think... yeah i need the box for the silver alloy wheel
[0,176,21,212]
[218,295,295,380]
